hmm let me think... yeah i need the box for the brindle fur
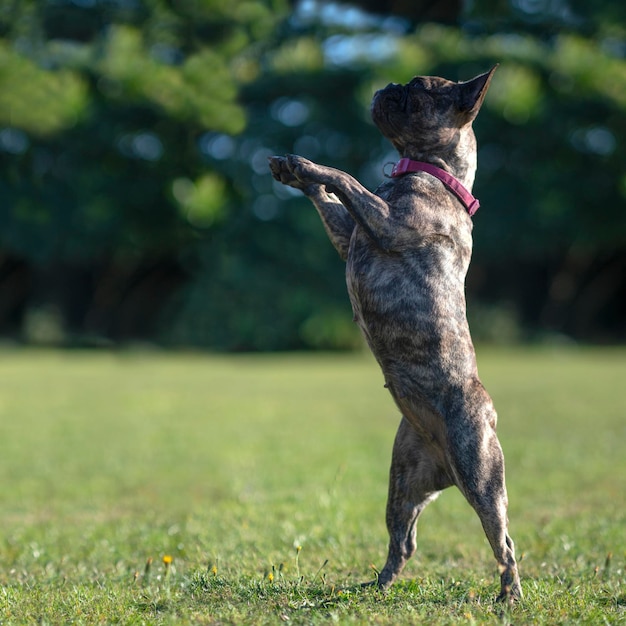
[268,66,522,602]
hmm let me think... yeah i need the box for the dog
[268,66,522,602]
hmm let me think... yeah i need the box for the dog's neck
[390,158,480,217]
[399,127,478,191]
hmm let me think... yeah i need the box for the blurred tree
[208,0,626,345]
[0,0,624,348]
[255,0,626,343]
[0,0,285,344]
[452,0,626,341]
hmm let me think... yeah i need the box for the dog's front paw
[268,154,325,195]
[268,155,305,190]
[284,154,320,185]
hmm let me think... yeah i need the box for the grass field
[0,346,624,624]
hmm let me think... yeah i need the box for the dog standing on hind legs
[268,65,522,602]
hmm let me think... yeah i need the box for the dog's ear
[457,65,498,119]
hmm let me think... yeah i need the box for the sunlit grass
[0,347,624,624]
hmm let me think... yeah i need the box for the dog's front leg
[305,186,356,261]
[269,156,355,259]
[275,154,397,252]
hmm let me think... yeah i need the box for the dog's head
[371,67,497,159]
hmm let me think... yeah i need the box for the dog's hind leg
[446,405,522,602]
[376,416,453,590]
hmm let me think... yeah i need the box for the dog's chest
[346,220,469,308]
[345,219,473,369]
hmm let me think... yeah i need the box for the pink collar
[390,158,480,217]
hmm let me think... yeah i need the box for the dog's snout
[383,82,404,93]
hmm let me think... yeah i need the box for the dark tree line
[0,0,625,349]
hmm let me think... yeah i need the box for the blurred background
[0,0,624,351]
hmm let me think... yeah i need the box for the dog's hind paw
[496,582,523,604]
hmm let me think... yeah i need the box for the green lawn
[0,347,624,624]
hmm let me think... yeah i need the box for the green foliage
[172,173,228,227]
[0,0,285,269]
[99,26,246,132]
[0,347,624,623]
[0,0,624,346]
[0,43,88,135]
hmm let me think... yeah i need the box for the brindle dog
[268,67,522,602]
